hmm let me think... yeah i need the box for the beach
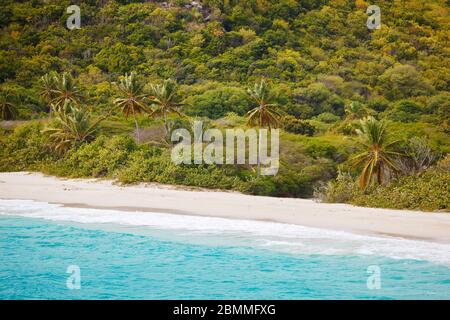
[0,171,449,243]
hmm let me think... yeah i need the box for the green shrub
[383,100,423,123]
[185,87,252,119]
[270,172,313,197]
[352,170,449,212]
[317,155,449,211]
[0,122,55,171]
[46,135,141,177]
[116,150,159,184]
[305,139,339,159]
[283,116,315,136]
[242,170,316,198]
[316,171,360,203]
[120,155,246,190]
[241,177,277,196]
[335,120,359,136]
[314,112,341,123]
[3,122,445,209]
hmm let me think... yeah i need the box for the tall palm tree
[246,79,281,177]
[114,72,148,143]
[52,72,83,111]
[43,101,106,154]
[350,116,401,189]
[149,79,184,139]
[38,72,58,114]
[0,88,17,120]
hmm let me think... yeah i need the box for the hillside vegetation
[0,0,449,211]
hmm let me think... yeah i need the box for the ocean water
[0,199,449,299]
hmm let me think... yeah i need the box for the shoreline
[1,171,449,244]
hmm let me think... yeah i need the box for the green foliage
[114,72,148,118]
[43,102,105,154]
[314,112,340,124]
[185,87,252,119]
[46,134,246,190]
[0,87,18,120]
[426,93,450,133]
[241,171,313,198]
[388,121,449,155]
[0,122,55,171]
[246,79,281,128]
[379,65,433,100]
[316,171,359,204]
[344,101,371,120]
[38,72,58,111]
[148,78,185,141]
[293,83,345,117]
[352,169,449,212]
[318,163,449,212]
[351,117,401,189]
[51,72,83,110]
[1,0,448,128]
[383,100,423,123]
[47,135,143,178]
[94,42,144,74]
[0,122,337,198]
[0,0,448,211]
[114,72,148,142]
[283,116,315,136]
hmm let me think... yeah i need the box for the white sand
[0,172,449,243]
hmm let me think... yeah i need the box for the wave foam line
[1,199,450,266]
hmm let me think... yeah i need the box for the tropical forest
[0,0,449,211]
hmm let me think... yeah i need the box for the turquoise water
[1,214,450,300]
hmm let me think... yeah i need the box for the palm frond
[43,102,106,154]
[0,88,18,120]
[246,80,281,129]
[352,116,402,189]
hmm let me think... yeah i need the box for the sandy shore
[0,172,449,243]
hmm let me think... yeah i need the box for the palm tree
[345,101,370,120]
[0,88,18,120]
[350,116,401,189]
[149,79,184,140]
[113,72,148,143]
[246,79,281,177]
[52,72,83,111]
[38,72,58,114]
[43,101,106,154]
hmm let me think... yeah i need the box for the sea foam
[1,199,450,266]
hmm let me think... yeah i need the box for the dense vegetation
[0,0,449,211]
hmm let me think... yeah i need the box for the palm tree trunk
[377,166,382,185]
[257,128,262,178]
[257,112,262,178]
[48,97,55,117]
[163,110,169,141]
[133,112,140,143]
